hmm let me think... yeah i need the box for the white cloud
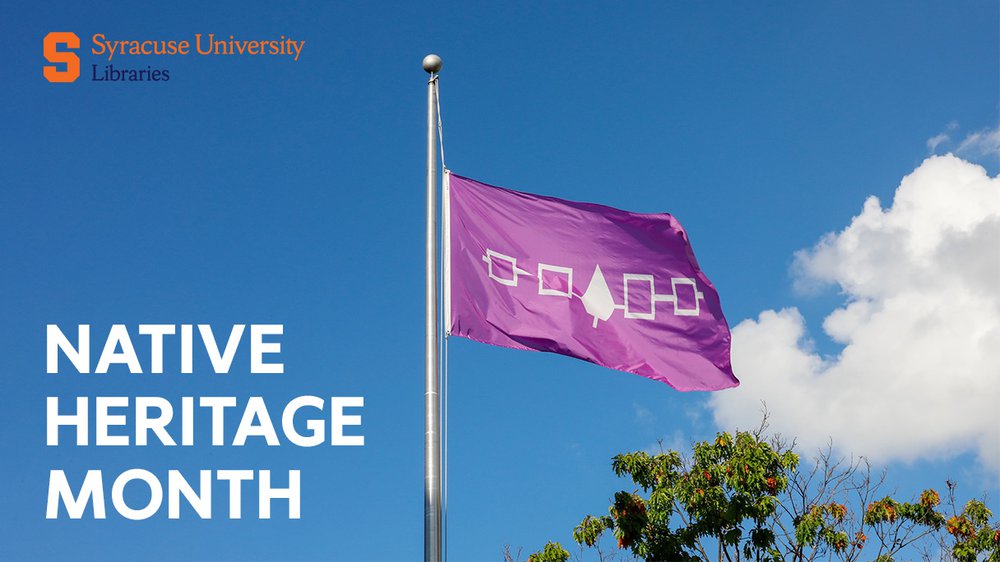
[927,121,959,153]
[956,126,1000,161]
[711,155,1000,473]
[927,133,950,153]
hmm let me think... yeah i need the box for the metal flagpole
[422,53,443,562]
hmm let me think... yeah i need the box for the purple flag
[445,173,738,392]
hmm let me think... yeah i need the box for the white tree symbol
[581,265,616,328]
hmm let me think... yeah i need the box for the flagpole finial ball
[422,54,442,74]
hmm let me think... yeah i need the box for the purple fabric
[446,173,739,392]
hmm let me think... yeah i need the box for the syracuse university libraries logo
[43,31,305,83]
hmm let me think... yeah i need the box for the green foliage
[526,541,569,562]
[527,425,999,562]
[537,428,797,561]
[794,502,853,555]
[946,500,999,562]
[573,514,613,547]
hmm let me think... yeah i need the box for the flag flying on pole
[445,172,739,392]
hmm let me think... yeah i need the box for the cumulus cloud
[711,155,1000,473]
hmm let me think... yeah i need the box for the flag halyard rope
[432,72,449,562]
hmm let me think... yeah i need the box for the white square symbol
[623,274,655,320]
[483,249,520,286]
[537,263,573,297]
[671,278,701,316]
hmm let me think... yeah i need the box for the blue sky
[1,1,997,560]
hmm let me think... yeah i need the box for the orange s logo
[43,32,80,83]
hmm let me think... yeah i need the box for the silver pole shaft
[423,55,442,562]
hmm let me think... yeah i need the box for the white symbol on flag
[537,263,573,297]
[481,248,706,327]
[482,249,533,286]
[581,265,616,328]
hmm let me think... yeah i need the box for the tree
[526,419,999,562]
